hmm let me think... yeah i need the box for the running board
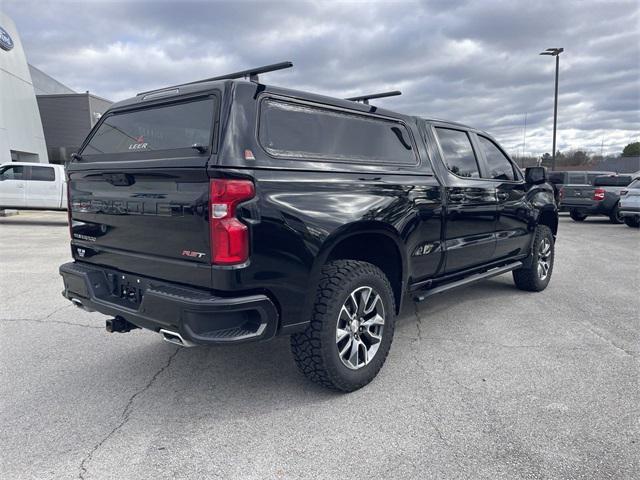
[414,261,522,302]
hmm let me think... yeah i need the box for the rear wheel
[569,209,587,222]
[513,225,554,292]
[609,204,624,224]
[624,216,640,228]
[290,260,396,392]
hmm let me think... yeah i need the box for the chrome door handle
[449,193,465,201]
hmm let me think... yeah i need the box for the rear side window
[628,179,640,189]
[548,172,565,184]
[587,173,614,184]
[568,172,587,184]
[477,136,516,181]
[82,98,216,157]
[435,128,479,178]
[258,99,417,165]
[30,166,55,182]
[587,173,600,184]
[0,165,25,180]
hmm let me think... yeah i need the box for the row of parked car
[548,170,640,228]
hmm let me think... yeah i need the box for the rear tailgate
[561,185,595,207]
[68,94,219,289]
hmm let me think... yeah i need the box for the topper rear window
[81,98,216,158]
[258,98,417,165]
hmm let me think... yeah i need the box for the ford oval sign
[0,26,14,51]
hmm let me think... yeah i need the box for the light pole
[539,47,564,170]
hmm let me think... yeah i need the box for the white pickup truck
[0,162,67,210]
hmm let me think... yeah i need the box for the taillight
[559,188,564,199]
[593,188,605,201]
[209,179,255,265]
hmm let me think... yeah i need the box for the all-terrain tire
[290,260,396,392]
[513,225,554,292]
[569,209,587,222]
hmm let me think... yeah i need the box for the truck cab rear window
[434,127,480,178]
[30,166,55,181]
[82,98,215,156]
[258,99,417,165]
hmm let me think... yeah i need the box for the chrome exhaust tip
[70,298,95,312]
[159,329,195,347]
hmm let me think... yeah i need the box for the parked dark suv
[59,63,558,391]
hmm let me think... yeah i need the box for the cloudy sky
[4,0,639,156]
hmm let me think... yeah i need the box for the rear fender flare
[304,221,408,313]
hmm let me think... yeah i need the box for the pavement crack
[576,320,637,360]
[0,305,102,329]
[77,347,181,479]
[0,318,103,329]
[40,303,74,320]
[428,416,452,447]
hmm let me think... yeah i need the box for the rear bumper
[561,201,607,215]
[59,262,279,345]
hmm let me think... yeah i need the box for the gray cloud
[3,0,639,156]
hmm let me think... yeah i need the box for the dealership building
[0,11,111,165]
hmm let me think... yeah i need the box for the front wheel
[513,225,554,292]
[290,260,396,392]
[569,209,587,222]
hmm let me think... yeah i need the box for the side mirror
[525,166,547,185]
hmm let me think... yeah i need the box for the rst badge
[181,250,207,259]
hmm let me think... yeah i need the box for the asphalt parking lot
[1,211,638,479]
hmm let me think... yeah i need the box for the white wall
[0,11,48,163]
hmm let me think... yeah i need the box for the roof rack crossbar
[137,61,294,97]
[345,90,402,105]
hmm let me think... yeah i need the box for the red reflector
[559,188,564,199]
[593,188,605,201]
[209,179,255,265]
[244,149,256,161]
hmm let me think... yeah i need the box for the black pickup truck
[59,63,558,392]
